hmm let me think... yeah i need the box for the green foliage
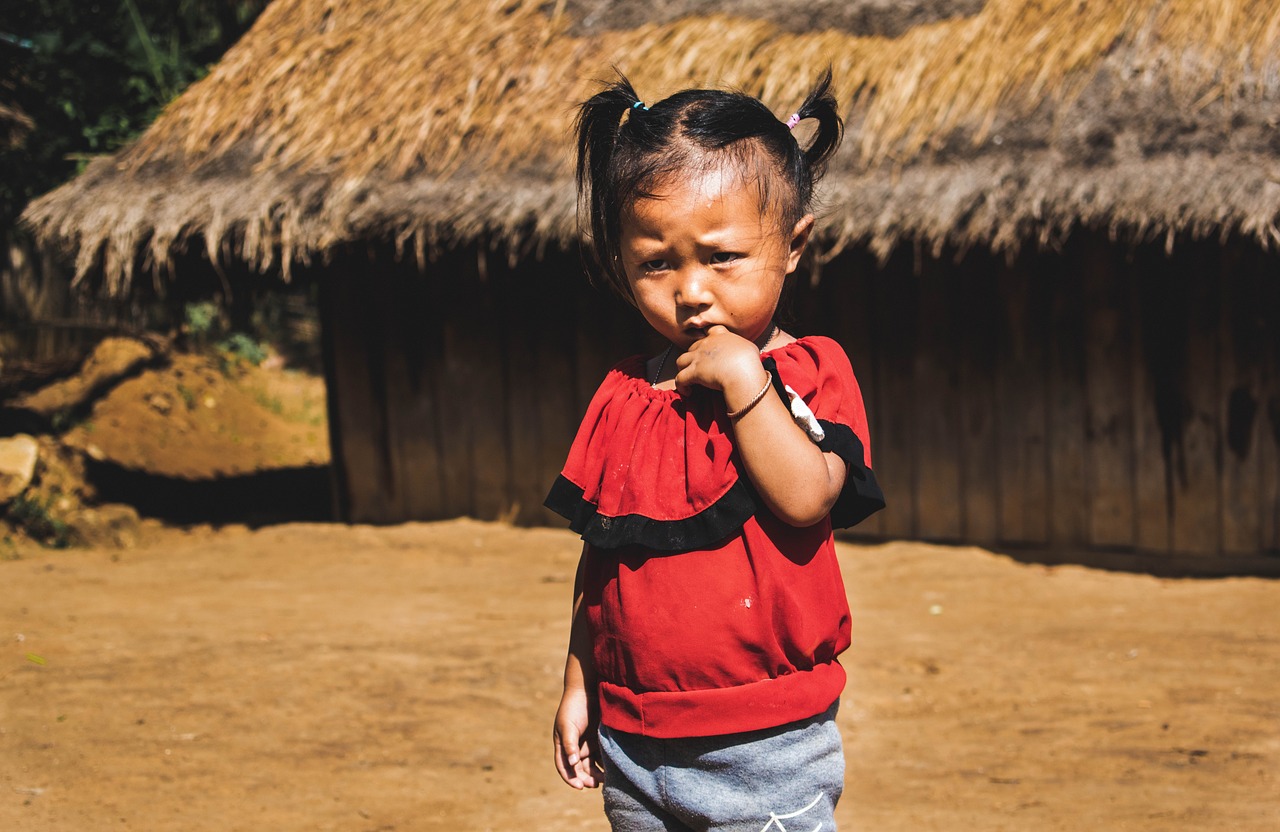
[6,493,72,548]
[216,331,268,370]
[184,298,270,373]
[183,300,224,350]
[1,1,268,231]
[183,300,221,336]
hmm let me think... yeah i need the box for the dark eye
[710,252,741,264]
[641,259,669,272]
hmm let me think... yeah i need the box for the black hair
[575,69,843,302]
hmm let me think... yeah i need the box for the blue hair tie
[632,101,648,111]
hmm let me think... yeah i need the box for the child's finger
[553,744,583,788]
[674,370,697,397]
[561,726,581,765]
[575,762,599,788]
[573,743,603,789]
[553,725,586,788]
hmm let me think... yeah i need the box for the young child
[546,70,885,831]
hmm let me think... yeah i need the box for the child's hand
[674,325,769,401]
[553,685,603,789]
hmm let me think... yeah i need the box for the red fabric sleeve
[767,336,884,528]
[770,336,873,468]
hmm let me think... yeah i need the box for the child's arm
[553,546,602,789]
[676,325,846,527]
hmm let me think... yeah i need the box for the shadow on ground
[86,458,333,525]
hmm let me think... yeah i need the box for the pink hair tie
[785,112,801,130]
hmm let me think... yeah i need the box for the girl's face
[619,166,813,350]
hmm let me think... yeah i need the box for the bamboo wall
[319,231,1280,570]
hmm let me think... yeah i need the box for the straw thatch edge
[23,144,1280,295]
[0,101,34,150]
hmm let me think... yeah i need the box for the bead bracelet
[726,372,772,420]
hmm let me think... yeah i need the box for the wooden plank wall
[815,232,1280,563]
[322,234,1280,565]
[321,245,649,526]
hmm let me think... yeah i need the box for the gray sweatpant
[597,702,844,832]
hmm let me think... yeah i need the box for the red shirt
[546,336,884,738]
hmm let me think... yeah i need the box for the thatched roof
[0,101,33,150]
[22,0,1280,292]
[562,0,986,37]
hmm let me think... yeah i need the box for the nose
[674,267,713,310]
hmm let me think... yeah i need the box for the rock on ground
[0,433,38,504]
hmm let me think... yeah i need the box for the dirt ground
[2,519,1276,831]
[59,349,329,479]
[2,341,330,549]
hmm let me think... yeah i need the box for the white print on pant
[759,792,827,832]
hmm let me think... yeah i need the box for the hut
[22,0,1280,572]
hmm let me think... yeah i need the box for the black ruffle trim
[543,474,757,553]
[815,419,886,529]
[546,357,886,548]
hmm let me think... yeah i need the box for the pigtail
[575,72,643,295]
[791,68,843,181]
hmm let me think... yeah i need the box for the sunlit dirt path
[3,520,1276,831]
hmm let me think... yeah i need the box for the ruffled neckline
[544,336,885,551]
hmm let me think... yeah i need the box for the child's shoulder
[766,335,862,405]
[770,335,854,372]
[783,334,846,355]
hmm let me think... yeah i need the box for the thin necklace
[757,322,778,353]
[650,345,673,386]
[650,322,777,387]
